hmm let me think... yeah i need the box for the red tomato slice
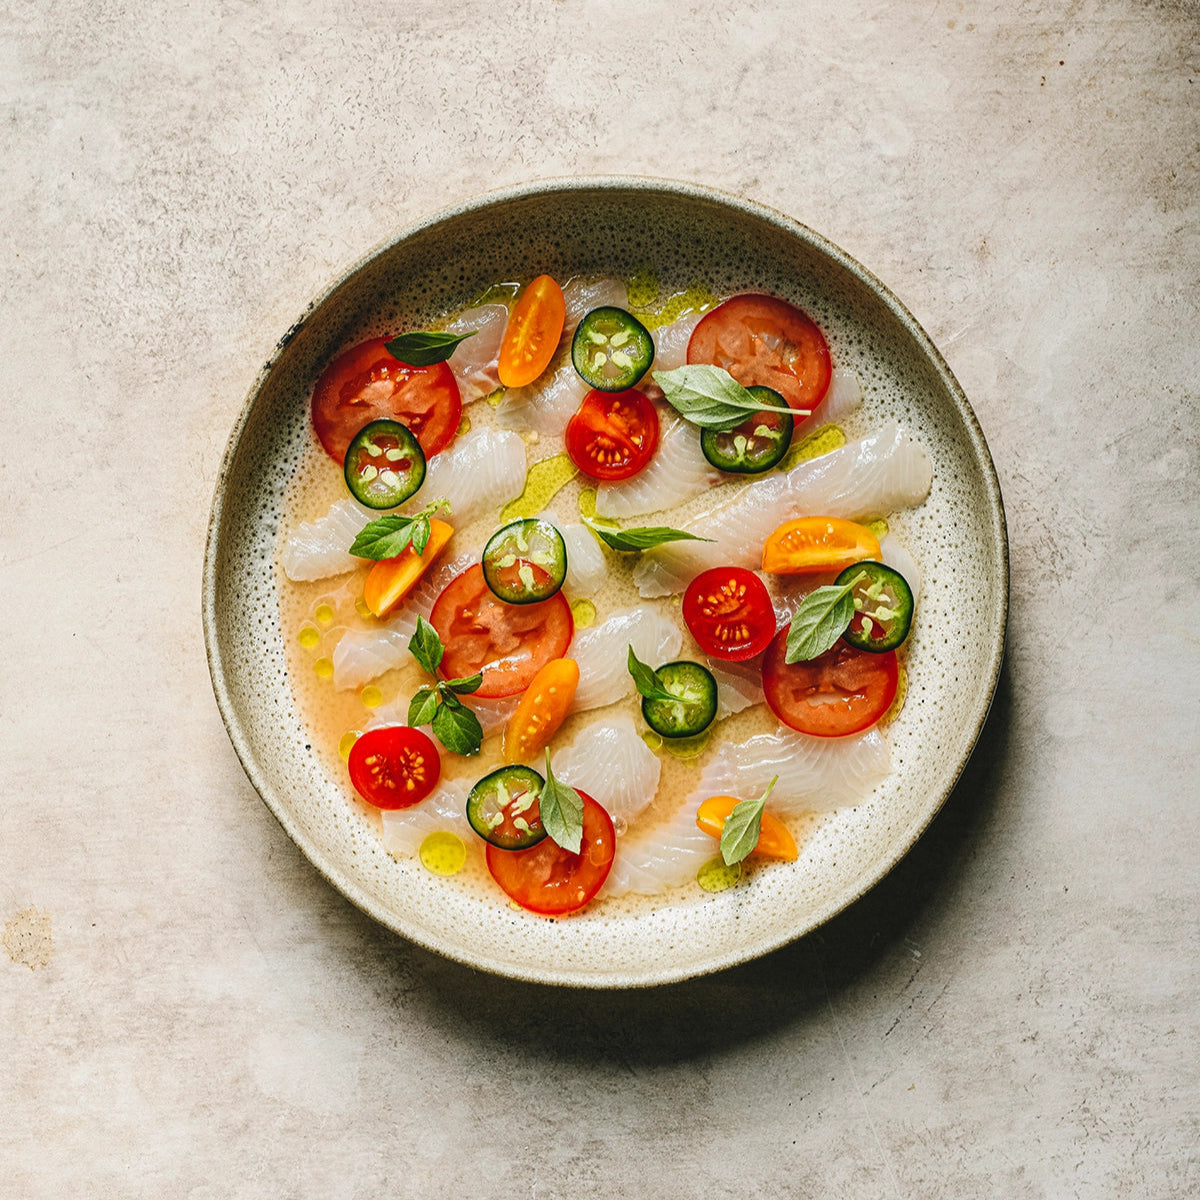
[498,275,566,388]
[485,791,615,915]
[347,725,441,809]
[761,628,898,737]
[311,336,463,464]
[564,388,659,481]
[682,567,776,662]
[687,294,832,417]
[429,564,573,699]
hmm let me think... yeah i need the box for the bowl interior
[204,180,1007,987]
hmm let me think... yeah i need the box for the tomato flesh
[311,336,463,464]
[565,388,659,481]
[682,567,775,662]
[347,725,441,810]
[498,275,566,388]
[503,657,580,764]
[429,564,573,699]
[761,628,898,737]
[695,795,799,861]
[761,517,882,575]
[485,791,615,915]
[687,294,832,417]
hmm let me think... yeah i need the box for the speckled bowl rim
[203,176,1009,988]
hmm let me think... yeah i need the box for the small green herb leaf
[409,516,431,556]
[445,672,484,696]
[350,499,450,560]
[385,329,476,366]
[431,697,483,756]
[539,750,584,854]
[585,520,713,553]
[653,363,803,431]
[627,644,678,704]
[408,616,445,676]
[785,585,856,663]
[407,687,440,729]
[720,777,779,866]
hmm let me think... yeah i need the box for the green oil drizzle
[776,424,847,473]
[501,454,578,521]
[697,857,742,893]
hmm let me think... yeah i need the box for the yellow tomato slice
[761,516,881,575]
[362,518,454,618]
[497,275,566,388]
[695,794,799,861]
[502,657,579,763]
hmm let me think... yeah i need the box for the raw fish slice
[495,363,588,439]
[332,552,474,690]
[562,277,628,337]
[649,311,704,372]
[601,792,715,897]
[467,694,520,738]
[381,778,473,858]
[281,496,372,582]
[632,423,932,596]
[879,536,922,602]
[697,727,891,816]
[708,657,764,719]
[559,523,608,595]
[569,607,683,712]
[552,714,662,828]
[595,414,722,518]
[444,304,507,402]
[817,366,863,424]
[410,429,528,524]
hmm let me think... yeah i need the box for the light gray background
[3,2,1197,1196]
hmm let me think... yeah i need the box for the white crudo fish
[649,310,704,372]
[632,422,933,596]
[569,607,683,712]
[495,363,587,439]
[381,777,472,858]
[818,366,864,424]
[595,413,722,519]
[552,714,662,830]
[559,523,607,595]
[444,304,507,403]
[331,552,474,691]
[697,727,891,817]
[562,277,628,337]
[281,496,373,582]
[707,657,764,719]
[410,429,527,525]
[601,792,716,897]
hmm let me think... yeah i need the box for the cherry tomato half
[688,294,832,417]
[564,388,660,481]
[498,275,566,388]
[347,725,441,810]
[682,567,776,662]
[761,516,882,575]
[311,337,463,464]
[761,628,898,737]
[429,564,574,699]
[485,791,616,915]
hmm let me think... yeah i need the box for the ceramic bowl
[203,178,1007,987]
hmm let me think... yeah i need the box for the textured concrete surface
[2,2,1197,1196]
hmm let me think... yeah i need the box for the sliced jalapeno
[482,518,568,604]
[641,660,719,739]
[343,419,426,509]
[700,386,794,474]
[836,560,914,652]
[466,765,546,850]
[571,307,655,391]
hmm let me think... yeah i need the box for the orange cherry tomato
[497,275,566,388]
[761,517,881,575]
[695,794,799,861]
[503,658,580,764]
[362,518,454,618]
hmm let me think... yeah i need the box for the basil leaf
[586,520,713,553]
[384,329,476,367]
[720,776,779,866]
[445,672,484,695]
[653,364,801,431]
[407,687,440,729]
[431,697,483,756]
[409,516,431,556]
[408,616,445,676]
[785,585,855,663]
[539,751,583,854]
[627,644,677,704]
[350,514,416,560]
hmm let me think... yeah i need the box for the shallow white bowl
[203,178,1008,988]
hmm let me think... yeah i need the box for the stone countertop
[2,2,1196,1196]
